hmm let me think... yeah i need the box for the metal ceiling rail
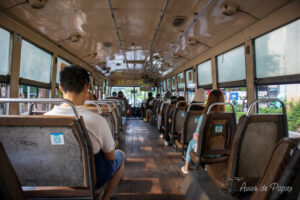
[107,0,130,73]
[142,0,170,75]
[162,0,214,71]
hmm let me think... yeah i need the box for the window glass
[0,28,11,75]
[171,76,176,90]
[197,60,212,86]
[217,46,246,83]
[56,57,71,84]
[167,78,171,91]
[0,83,9,115]
[257,84,300,135]
[255,19,300,78]
[163,80,167,91]
[111,87,134,105]
[185,69,195,89]
[20,40,52,83]
[220,87,247,120]
[187,91,195,102]
[177,72,184,89]
[178,91,184,97]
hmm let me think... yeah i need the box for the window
[0,28,11,76]
[220,87,247,120]
[178,91,184,97]
[171,76,176,91]
[187,91,195,102]
[167,78,171,91]
[0,83,9,115]
[197,60,212,86]
[56,57,71,84]
[19,85,51,114]
[185,68,195,89]
[217,46,246,83]
[255,19,300,78]
[177,72,184,89]
[163,80,167,91]
[257,84,300,135]
[20,40,52,83]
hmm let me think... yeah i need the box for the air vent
[171,16,186,27]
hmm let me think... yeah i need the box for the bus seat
[190,110,236,167]
[0,142,24,200]
[176,110,203,156]
[0,115,101,199]
[164,104,175,132]
[251,138,300,200]
[159,102,169,131]
[171,104,187,145]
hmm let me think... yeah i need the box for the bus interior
[0,0,300,199]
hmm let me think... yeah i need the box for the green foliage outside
[225,100,300,132]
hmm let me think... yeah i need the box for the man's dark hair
[60,65,90,94]
[148,92,153,97]
[112,91,117,96]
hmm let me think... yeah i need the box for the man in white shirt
[45,65,125,200]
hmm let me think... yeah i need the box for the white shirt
[44,106,115,154]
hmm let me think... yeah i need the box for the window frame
[216,45,247,88]
[185,67,195,91]
[177,72,185,91]
[197,59,213,89]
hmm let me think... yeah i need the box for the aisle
[117,119,186,200]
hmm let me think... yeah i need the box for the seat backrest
[164,104,175,128]
[0,116,89,187]
[228,113,288,190]
[197,112,236,161]
[171,106,187,136]
[0,142,24,200]
[250,138,300,200]
[182,110,203,145]
[160,103,169,129]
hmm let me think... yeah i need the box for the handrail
[246,99,286,116]
[207,102,235,115]
[0,98,80,120]
[84,100,103,115]
[186,103,205,113]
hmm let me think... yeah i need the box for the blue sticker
[195,117,200,123]
[181,112,185,117]
[215,125,223,133]
[50,133,64,145]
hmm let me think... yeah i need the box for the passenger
[181,89,225,174]
[112,91,117,97]
[164,96,181,146]
[44,65,125,200]
[118,91,129,115]
[158,91,171,138]
[188,88,207,111]
[143,92,154,122]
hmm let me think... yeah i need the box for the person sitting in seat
[181,89,225,174]
[44,65,125,200]
[112,91,117,97]
[118,91,129,115]
[158,91,172,138]
[143,92,154,122]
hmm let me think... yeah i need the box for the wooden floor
[117,119,186,200]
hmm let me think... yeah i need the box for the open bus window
[220,87,247,120]
[177,72,184,89]
[19,85,50,115]
[0,83,9,115]
[257,84,300,136]
[187,91,195,103]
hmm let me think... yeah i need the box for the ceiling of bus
[0,0,290,78]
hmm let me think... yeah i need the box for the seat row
[0,98,122,200]
[152,98,300,199]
